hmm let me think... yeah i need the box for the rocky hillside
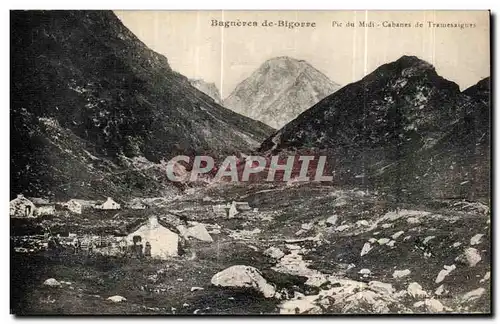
[10,10,274,199]
[223,57,340,129]
[260,56,490,201]
[189,79,222,104]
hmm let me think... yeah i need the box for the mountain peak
[396,55,432,66]
[224,57,340,129]
[189,79,222,104]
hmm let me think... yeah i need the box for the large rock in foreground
[211,265,276,298]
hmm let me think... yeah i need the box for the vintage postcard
[10,10,491,315]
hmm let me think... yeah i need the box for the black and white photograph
[9,9,491,315]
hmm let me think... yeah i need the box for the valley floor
[10,183,491,315]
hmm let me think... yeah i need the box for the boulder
[358,269,371,275]
[435,285,446,296]
[326,215,338,226]
[191,286,204,292]
[368,281,395,296]
[470,234,484,246]
[360,242,373,256]
[424,298,444,312]
[407,282,428,298]
[335,225,350,232]
[435,265,455,284]
[356,220,369,227]
[480,271,490,283]
[186,224,213,242]
[461,288,485,303]
[211,265,275,298]
[423,236,435,244]
[391,231,405,240]
[377,238,390,245]
[301,223,314,230]
[279,294,322,314]
[392,269,411,278]
[107,295,127,303]
[455,247,481,267]
[43,278,61,287]
[264,247,285,260]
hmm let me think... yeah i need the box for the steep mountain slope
[223,57,340,128]
[10,10,274,199]
[260,56,490,201]
[189,79,222,104]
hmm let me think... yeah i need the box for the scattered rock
[381,223,393,229]
[43,278,61,287]
[326,215,338,226]
[335,225,350,232]
[435,265,455,284]
[461,288,485,303]
[360,242,373,256]
[455,247,481,267]
[356,220,369,227]
[386,240,396,247]
[183,303,189,307]
[392,231,404,240]
[295,229,306,236]
[392,269,411,278]
[358,269,371,275]
[452,242,462,248]
[247,245,259,251]
[368,238,377,243]
[423,236,435,244]
[403,235,412,241]
[424,298,444,312]
[435,285,446,296]
[279,294,322,314]
[480,271,490,283]
[377,238,390,245]
[285,244,301,250]
[107,295,127,303]
[334,197,347,207]
[301,223,314,230]
[186,224,214,242]
[191,286,204,292]
[470,234,484,246]
[407,282,428,298]
[211,265,275,298]
[407,217,420,224]
[368,281,395,296]
[264,247,285,260]
[413,301,425,308]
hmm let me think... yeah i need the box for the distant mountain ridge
[223,56,341,129]
[260,56,490,201]
[10,10,274,199]
[189,79,222,104]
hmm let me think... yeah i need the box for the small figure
[73,237,81,254]
[144,241,151,257]
[132,235,143,258]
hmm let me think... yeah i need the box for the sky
[115,10,490,99]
